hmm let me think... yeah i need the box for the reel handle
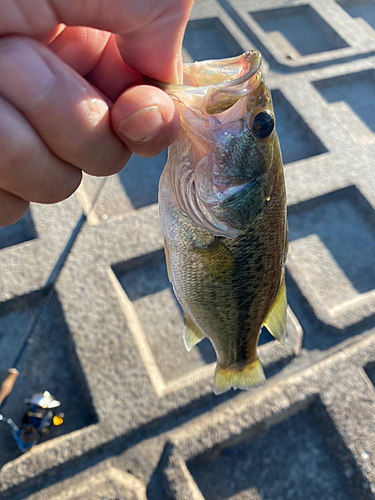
[0,368,19,407]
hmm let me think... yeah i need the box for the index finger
[0,0,193,83]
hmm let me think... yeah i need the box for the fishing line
[0,178,107,409]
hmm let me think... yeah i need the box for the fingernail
[117,106,164,143]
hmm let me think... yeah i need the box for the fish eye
[252,111,274,139]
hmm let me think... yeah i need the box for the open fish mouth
[144,50,262,90]
[145,51,269,239]
[143,50,262,116]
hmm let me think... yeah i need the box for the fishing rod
[0,180,106,451]
[0,216,84,409]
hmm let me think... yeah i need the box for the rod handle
[0,368,19,407]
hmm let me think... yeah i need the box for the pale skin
[0,0,193,226]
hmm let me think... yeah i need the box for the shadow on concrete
[183,18,243,61]
[314,70,375,135]
[272,88,328,164]
[288,185,375,295]
[0,290,97,469]
[251,5,348,57]
[118,151,167,210]
[0,210,37,250]
[187,397,370,500]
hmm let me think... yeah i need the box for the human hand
[0,0,193,226]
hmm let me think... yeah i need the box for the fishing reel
[0,391,64,453]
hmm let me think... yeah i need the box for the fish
[145,51,287,394]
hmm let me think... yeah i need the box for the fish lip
[142,50,262,92]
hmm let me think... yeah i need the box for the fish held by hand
[145,51,288,394]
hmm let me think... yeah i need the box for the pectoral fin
[183,314,205,352]
[263,279,287,345]
[213,357,265,395]
[196,239,235,281]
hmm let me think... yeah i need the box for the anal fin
[263,279,287,345]
[183,314,205,352]
[213,357,265,395]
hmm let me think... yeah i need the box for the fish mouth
[142,50,262,93]
[143,51,263,117]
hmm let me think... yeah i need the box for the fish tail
[213,357,265,395]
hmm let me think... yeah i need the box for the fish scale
[156,51,287,394]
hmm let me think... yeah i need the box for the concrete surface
[1,0,375,498]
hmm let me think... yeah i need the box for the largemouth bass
[147,51,287,394]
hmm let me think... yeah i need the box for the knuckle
[0,36,25,58]
[0,36,55,113]
[0,120,82,204]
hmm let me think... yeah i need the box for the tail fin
[213,357,265,395]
